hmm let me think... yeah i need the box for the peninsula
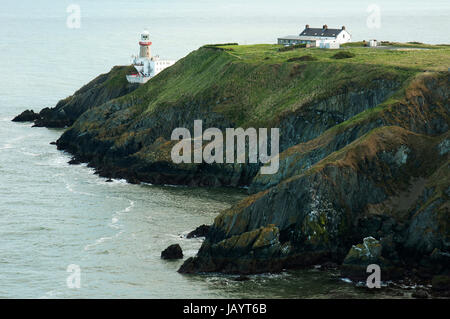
[14,42,450,293]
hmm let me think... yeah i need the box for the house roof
[300,27,344,38]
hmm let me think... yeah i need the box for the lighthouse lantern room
[126,30,176,84]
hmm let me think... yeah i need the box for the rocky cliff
[15,43,450,283]
[55,45,417,186]
[180,125,449,277]
[179,65,449,279]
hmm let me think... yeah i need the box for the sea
[0,0,448,298]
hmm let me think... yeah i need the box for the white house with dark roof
[278,25,351,48]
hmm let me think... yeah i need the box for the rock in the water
[187,225,210,238]
[234,275,250,282]
[12,109,40,122]
[341,237,389,280]
[320,261,339,271]
[343,237,382,264]
[412,289,429,299]
[431,275,450,296]
[179,225,286,274]
[161,244,183,260]
[68,158,81,165]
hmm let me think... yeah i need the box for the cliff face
[179,71,450,276]
[250,73,449,193]
[13,65,139,128]
[180,126,449,275]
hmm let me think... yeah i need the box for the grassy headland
[15,42,449,286]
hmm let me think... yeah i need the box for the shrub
[331,51,356,59]
[278,43,306,52]
[202,43,238,51]
[287,55,317,62]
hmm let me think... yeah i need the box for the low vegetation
[331,51,355,59]
[287,55,317,62]
[278,43,306,52]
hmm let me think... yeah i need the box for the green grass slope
[58,43,449,188]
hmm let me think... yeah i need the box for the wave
[64,181,97,197]
[20,150,40,157]
[96,178,128,186]
[85,199,134,251]
[84,235,115,251]
[108,199,135,230]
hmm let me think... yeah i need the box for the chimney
[342,26,346,30]
[323,24,328,29]
[305,24,310,29]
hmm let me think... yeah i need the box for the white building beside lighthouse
[278,25,351,49]
[126,30,176,84]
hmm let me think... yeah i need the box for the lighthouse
[126,30,176,84]
[139,30,152,59]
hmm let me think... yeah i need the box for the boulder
[412,289,429,299]
[341,237,392,281]
[431,275,450,297]
[161,244,183,260]
[343,237,383,265]
[68,158,81,165]
[234,275,250,282]
[187,225,211,238]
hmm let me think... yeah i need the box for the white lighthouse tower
[126,30,176,84]
[139,30,152,59]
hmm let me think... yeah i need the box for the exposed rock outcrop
[13,66,139,128]
[340,237,402,280]
[250,73,450,193]
[180,126,449,275]
[12,109,40,122]
[432,275,450,297]
[161,244,183,260]
[187,225,211,238]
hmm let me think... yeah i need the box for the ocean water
[0,0,448,298]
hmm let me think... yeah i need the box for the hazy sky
[2,0,449,48]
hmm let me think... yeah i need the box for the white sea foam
[20,150,40,157]
[340,278,353,283]
[0,144,12,150]
[108,200,134,230]
[84,236,114,251]
[39,289,62,299]
[64,181,97,197]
